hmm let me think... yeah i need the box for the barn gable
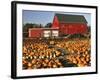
[55,14,87,24]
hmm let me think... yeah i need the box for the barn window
[43,30,51,37]
[52,30,59,37]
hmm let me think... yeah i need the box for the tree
[23,23,41,32]
[45,23,52,28]
[23,23,34,32]
[87,26,91,32]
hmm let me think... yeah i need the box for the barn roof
[55,14,87,23]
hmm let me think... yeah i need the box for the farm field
[22,37,91,69]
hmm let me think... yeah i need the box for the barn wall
[59,23,88,35]
[29,28,43,38]
[52,16,59,28]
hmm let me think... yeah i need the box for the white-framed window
[52,30,59,37]
[43,30,51,37]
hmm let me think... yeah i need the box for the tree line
[23,23,52,32]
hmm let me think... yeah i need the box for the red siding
[52,16,59,29]
[29,28,43,38]
[59,23,87,35]
[52,16,88,36]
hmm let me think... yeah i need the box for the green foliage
[23,23,43,32]
[45,23,52,28]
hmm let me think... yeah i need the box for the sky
[23,10,91,26]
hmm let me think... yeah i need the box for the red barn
[28,13,88,38]
[52,14,88,36]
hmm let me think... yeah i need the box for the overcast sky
[23,10,91,26]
